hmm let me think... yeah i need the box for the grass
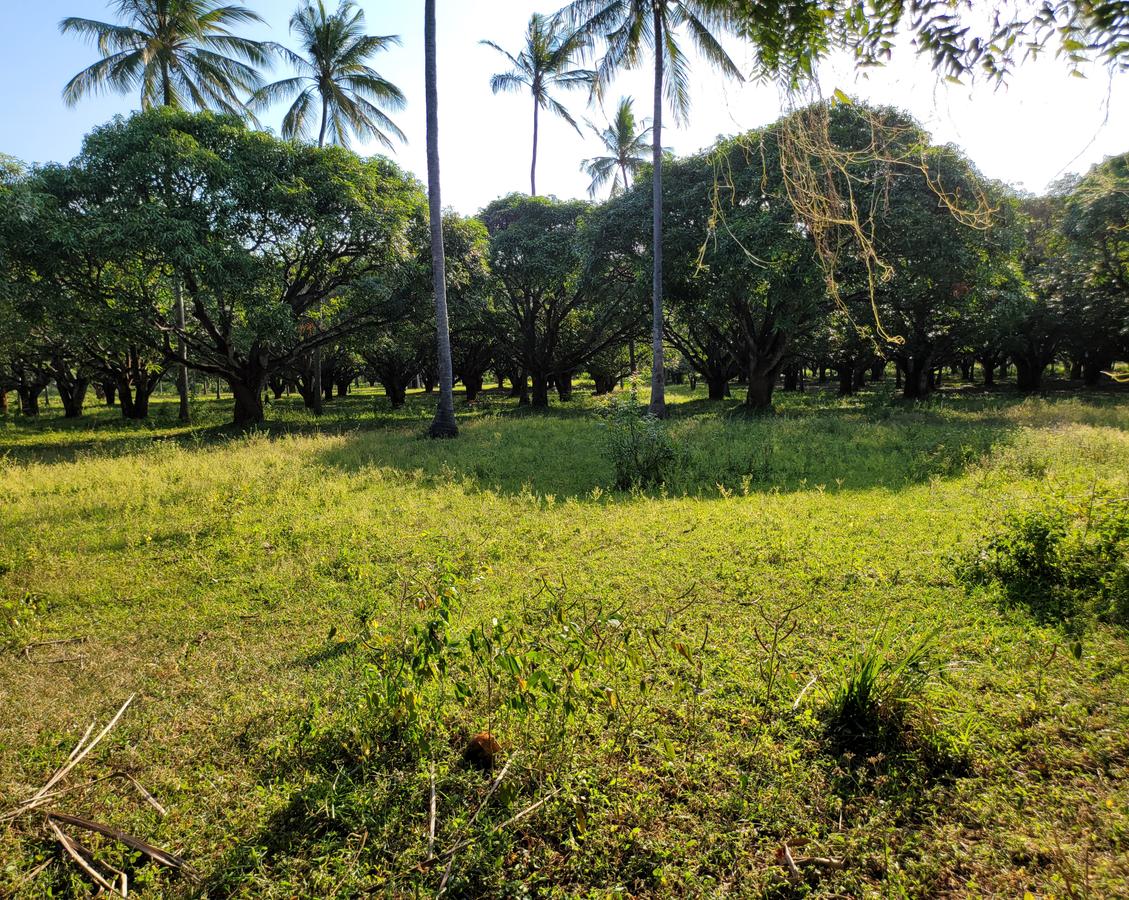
[1,380,1128,897]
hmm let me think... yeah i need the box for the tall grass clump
[959,490,1129,629]
[600,382,680,490]
[822,627,941,748]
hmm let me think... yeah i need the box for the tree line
[1,98,1125,424]
[0,0,1126,427]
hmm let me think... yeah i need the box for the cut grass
[1,382,1128,897]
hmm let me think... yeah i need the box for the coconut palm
[249,0,405,150]
[61,0,271,423]
[60,0,270,115]
[425,0,457,438]
[556,0,741,417]
[582,96,652,197]
[482,14,593,196]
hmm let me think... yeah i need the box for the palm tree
[60,0,269,114]
[556,0,741,417]
[249,1,405,416]
[61,0,271,423]
[482,14,593,196]
[249,0,406,150]
[581,96,651,197]
[425,0,457,438]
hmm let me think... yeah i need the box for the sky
[1,1,1127,214]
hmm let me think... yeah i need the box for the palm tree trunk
[531,95,539,196]
[425,0,457,438]
[648,7,667,418]
[318,95,330,148]
[311,99,330,416]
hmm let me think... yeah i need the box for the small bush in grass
[959,491,1129,629]
[600,381,679,490]
[823,627,940,747]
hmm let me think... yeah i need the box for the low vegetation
[2,382,1127,897]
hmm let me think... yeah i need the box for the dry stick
[428,764,437,855]
[781,843,802,882]
[111,771,167,817]
[435,756,520,896]
[46,811,188,872]
[0,857,51,898]
[21,637,87,658]
[436,787,561,896]
[18,695,135,813]
[792,673,819,710]
[47,817,121,896]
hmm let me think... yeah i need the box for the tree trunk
[463,371,484,404]
[311,345,324,415]
[870,361,886,381]
[1070,359,1083,380]
[18,385,43,416]
[0,390,7,415]
[556,370,573,402]
[902,355,932,399]
[648,8,667,419]
[531,372,549,408]
[1083,357,1111,387]
[385,378,407,408]
[58,377,89,418]
[174,282,190,422]
[745,370,776,411]
[231,378,265,427]
[1015,357,1044,392]
[706,375,730,400]
[102,380,117,406]
[425,0,458,438]
[530,94,539,196]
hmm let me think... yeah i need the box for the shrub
[600,382,679,490]
[960,492,1129,629]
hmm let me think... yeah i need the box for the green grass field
[2,382,1128,898]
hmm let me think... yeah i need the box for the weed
[822,626,941,748]
[600,380,680,489]
[960,489,1129,629]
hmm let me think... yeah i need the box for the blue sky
[2,1,1128,213]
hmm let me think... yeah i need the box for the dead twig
[47,817,122,896]
[0,858,51,898]
[21,637,87,659]
[111,771,168,817]
[428,763,437,855]
[6,695,134,821]
[46,812,188,874]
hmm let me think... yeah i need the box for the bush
[600,382,679,490]
[959,492,1129,629]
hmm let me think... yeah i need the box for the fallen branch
[46,812,188,873]
[21,637,87,659]
[47,816,122,896]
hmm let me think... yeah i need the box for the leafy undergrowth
[1,383,1128,897]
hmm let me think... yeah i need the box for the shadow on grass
[6,382,1126,498]
[309,384,1042,500]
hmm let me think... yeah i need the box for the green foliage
[961,491,1129,629]
[822,627,941,748]
[600,381,679,489]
